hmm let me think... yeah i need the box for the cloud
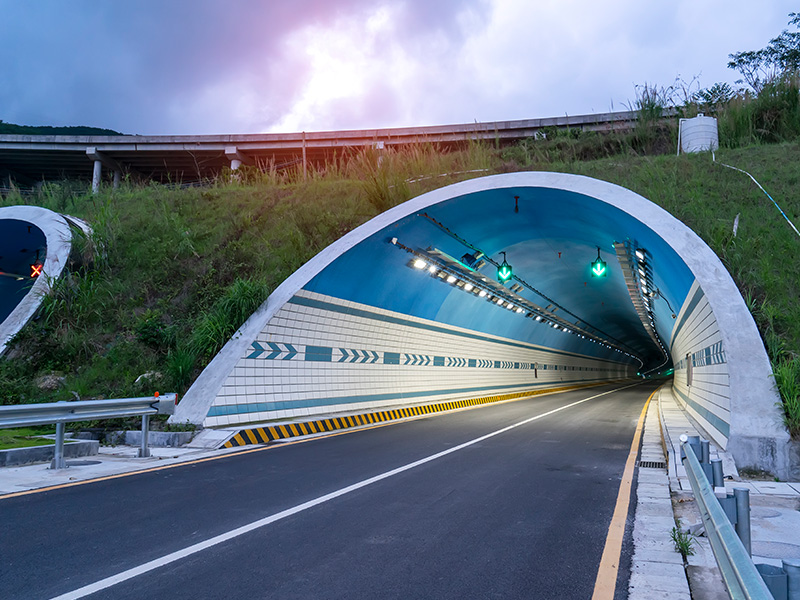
[0,0,797,134]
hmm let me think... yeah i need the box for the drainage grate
[637,460,667,469]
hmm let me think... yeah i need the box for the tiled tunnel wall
[670,280,730,448]
[203,290,637,427]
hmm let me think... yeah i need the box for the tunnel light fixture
[413,259,427,269]
[429,265,438,274]
[464,283,473,292]
[613,240,667,368]
[446,274,457,284]
[461,251,484,269]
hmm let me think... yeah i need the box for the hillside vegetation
[0,120,122,136]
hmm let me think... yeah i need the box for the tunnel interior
[0,219,47,323]
[0,205,75,356]
[304,185,692,375]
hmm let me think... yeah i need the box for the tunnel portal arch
[173,172,788,475]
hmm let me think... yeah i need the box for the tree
[728,13,800,92]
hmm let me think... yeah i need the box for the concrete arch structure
[173,172,790,475]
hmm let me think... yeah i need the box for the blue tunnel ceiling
[304,186,694,372]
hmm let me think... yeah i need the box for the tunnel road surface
[1,380,660,600]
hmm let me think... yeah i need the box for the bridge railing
[680,437,773,599]
[0,394,177,469]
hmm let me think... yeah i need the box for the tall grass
[718,77,800,148]
[773,359,800,438]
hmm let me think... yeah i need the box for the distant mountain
[0,120,123,135]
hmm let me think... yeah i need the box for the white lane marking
[51,382,642,600]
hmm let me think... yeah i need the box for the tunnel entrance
[174,172,788,475]
[0,219,46,323]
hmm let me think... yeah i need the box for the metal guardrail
[0,393,177,469]
[680,436,773,599]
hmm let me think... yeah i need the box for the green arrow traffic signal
[591,247,607,277]
[591,259,607,277]
[497,251,513,283]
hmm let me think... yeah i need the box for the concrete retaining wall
[0,440,99,467]
[111,430,195,447]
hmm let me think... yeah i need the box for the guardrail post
[138,415,151,458]
[711,458,724,488]
[700,439,714,482]
[734,487,752,556]
[783,559,800,600]
[50,421,67,469]
[718,492,739,528]
[681,435,701,462]
[756,564,788,599]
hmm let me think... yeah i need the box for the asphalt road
[0,380,659,600]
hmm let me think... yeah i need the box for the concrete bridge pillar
[87,147,129,194]
[225,147,249,182]
[91,160,102,194]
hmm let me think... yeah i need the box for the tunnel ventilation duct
[613,240,669,371]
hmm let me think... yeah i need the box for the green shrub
[191,278,270,358]
[773,358,800,438]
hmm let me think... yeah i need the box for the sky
[0,1,797,136]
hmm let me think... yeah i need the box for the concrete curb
[0,439,99,467]
[628,387,692,599]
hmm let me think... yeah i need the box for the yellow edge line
[0,380,624,501]
[591,387,655,600]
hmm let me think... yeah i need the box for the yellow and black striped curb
[222,381,618,449]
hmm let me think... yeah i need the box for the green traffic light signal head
[591,247,607,277]
[497,251,513,283]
